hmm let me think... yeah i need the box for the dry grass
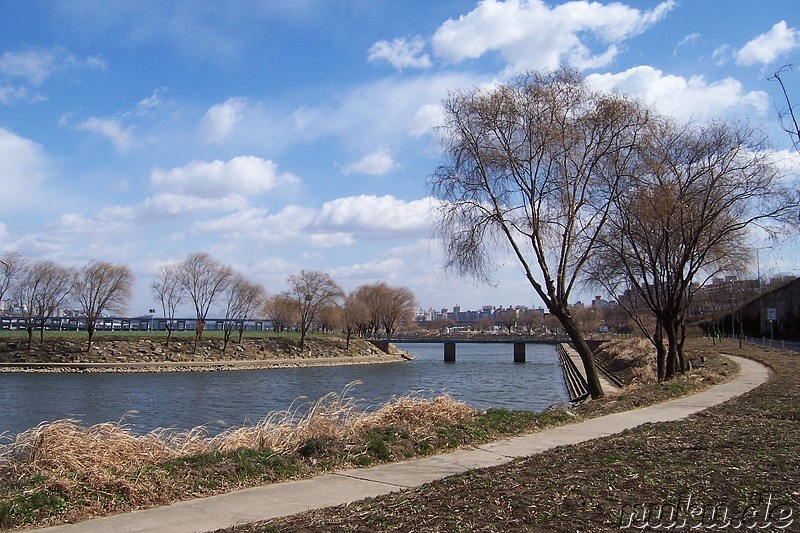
[0,381,475,478]
[596,337,658,384]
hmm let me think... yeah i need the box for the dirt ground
[222,339,800,532]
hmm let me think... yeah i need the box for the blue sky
[1,0,799,316]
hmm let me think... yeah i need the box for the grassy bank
[220,339,799,532]
[0,340,736,530]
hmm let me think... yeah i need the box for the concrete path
[39,355,769,533]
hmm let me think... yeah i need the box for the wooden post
[444,341,456,362]
[514,341,526,363]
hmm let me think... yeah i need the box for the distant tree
[571,306,600,338]
[263,294,299,333]
[353,283,383,337]
[518,310,544,335]
[317,305,344,334]
[474,317,495,333]
[430,68,650,399]
[177,253,233,353]
[342,294,369,349]
[72,261,133,352]
[221,274,267,353]
[151,264,184,348]
[352,282,416,340]
[284,270,343,351]
[496,309,517,334]
[14,260,72,349]
[0,252,24,310]
[378,284,416,340]
[431,317,456,334]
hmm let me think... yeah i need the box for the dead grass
[0,382,475,478]
[595,337,658,384]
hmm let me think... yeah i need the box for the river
[0,342,569,438]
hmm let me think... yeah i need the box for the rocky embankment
[0,336,410,372]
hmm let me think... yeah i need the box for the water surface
[0,342,568,437]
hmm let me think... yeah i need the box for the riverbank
[0,336,411,373]
[0,339,738,530]
[225,338,799,531]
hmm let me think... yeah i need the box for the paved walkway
[40,355,769,533]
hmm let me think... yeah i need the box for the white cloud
[329,258,406,280]
[587,66,769,120]
[342,148,399,175]
[368,37,432,70]
[76,117,135,152]
[150,156,299,198]
[144,192,249,215]
[199,97,248,143]
[314,195,437,237]
[431,0,675,72]
[0,49,58,85]
[0,128,48,212]
[0,48,105,88]
[737,21,799,67]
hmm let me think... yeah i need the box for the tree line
[430,66,799,398]
[0,251,417,354]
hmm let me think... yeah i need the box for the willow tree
[430,68,650,399]
[178,252,233,353]
[72,261,133,352]
[285,270,343,351]
[590,118,797,380]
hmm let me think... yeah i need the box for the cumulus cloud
[150,156,299,198]
[431,0,674,72]
[737,21,799,67]
[76,117,136,152]
[587,66,769,120]
[342,148,399,175]
[0,128,48,212]
[368,37,432,70]
[314,195,437,237]
[199,97,248,143]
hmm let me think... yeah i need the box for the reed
[0,381,475,476]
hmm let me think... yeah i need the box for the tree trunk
[664,316,679,380]
[87,325,95,353]
[559,311,604,399]
[166,327,172,348]
[26,326,33,351]
[654,323,667,382]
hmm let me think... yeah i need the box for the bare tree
[221,274,267,353]
[263,294,300,333]
[151,264,184,348]
[317,304,344,334]
[430,68,649,398]
[14,260,72,349]
[177,253,233,353]
[770,64,799,153]
[342,293,369,349]
[72,261,133,352]
[378,284,416,341]
[0,252,24,310]
[590,118,797,379]
[284,270,343,351]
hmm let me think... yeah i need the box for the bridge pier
[514,341,526,363]
[444,341,456,362]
